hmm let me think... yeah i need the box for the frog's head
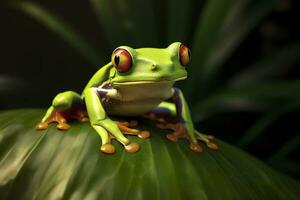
[108,42,190,85]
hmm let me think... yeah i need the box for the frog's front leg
[147,87,218,153]
[84,88,140,154]
[36,91,88,131]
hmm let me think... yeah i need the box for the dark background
[0,0,299,179]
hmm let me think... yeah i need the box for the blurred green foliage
[1,0,299,178]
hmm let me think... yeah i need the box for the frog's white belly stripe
[99,81,174,116]
[105,98,166,116]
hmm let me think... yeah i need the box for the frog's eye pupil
[114,55,120,66]
[179,44,191,66]
[111,48,133,73]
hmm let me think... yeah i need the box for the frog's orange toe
[116,120,150,141]
[79,117,89,122]
[36,122,48,131]
[190,143,203,153]
[56,123,70,130]
[166,134,178,142]
[124,142,140,153]
[100,144,116,154]
[138,131,150,139]
[207,142,218,150]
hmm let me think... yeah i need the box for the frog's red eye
[179,44,191,66]
[111,48,133,73]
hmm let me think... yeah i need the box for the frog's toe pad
[100,144,116,154]
[138,131,150,139]
[36,122,48,131]
[79,117,89,122]
[166,134,178,142]
[56,123,70,130]
[125,142,140,153]
[190,143,203,153]
[206,142,218,150]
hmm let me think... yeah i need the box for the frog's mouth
[112,76,187,85]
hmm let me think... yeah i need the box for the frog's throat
[111,76,187,85]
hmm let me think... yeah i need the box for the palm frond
[230,42,300,86]
[13,1,100,65]
[194,80,300,121]
[269,133,300,162]
[185,0,278,99]
[89,0,159,47]
[237,113,280,147]
[206,0,278,84]
[165,0,193,43]
[186,0,236,94]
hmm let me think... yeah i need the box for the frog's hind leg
[36,91,88,131]
[144,102,178,124]
[145,101,218,151]
[159,124,218,151]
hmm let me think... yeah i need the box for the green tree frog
[36,42,218,154]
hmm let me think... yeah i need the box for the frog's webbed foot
[36,109,89,131]
[195,131,218,150]
[36,111,70,131]
[115,120,150,139]
[157,122,218,152]
[144,112,174,124]
[97,120,150,154]
[73,110,89,122]
[156,122,202,153]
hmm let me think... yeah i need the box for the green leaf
[0,109,300,199]
[13,1,100,65]
[89,0,159,47]
[207,0,278,81]
[230,42,300,86]
[185,0,278,100]
[269,133,300,162]
[236,113,280,147]
[165,0,193,43]
[193,80,300,121]
[270,159,300,174]
[218,80,300,98]
[186,0,235,92]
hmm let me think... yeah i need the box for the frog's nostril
[151,64,158,71]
